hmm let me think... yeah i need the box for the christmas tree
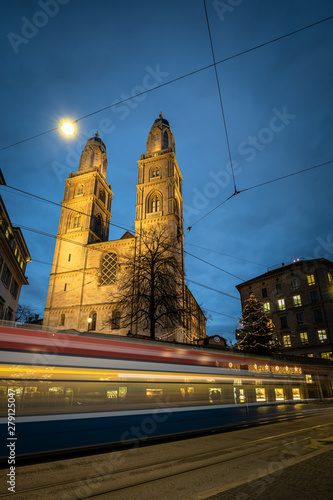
[236,293,280,354]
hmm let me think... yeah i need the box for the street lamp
[87,317,92,332]
[60,121,76,136]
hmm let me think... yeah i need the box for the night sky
[1,0,332,343]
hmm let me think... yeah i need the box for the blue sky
[1,0,332,343]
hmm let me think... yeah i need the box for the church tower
[135,113,184,270]
[44,133,113,327]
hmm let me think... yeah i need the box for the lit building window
[307,274,315,286]
[263,302,270,313]
[318,329,327,342]
[296,313,304,326]
[305,374,313,384]
[278,298,286,310]
[328,272,333,284]
[293,295,302,307]
[320,352,332,360]
[292,388,301,400]
[275,388,284,401]
[300,332,308,345]
[255,388,266,401]
[283,334,291,347]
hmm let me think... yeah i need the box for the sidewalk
[206,448,333,500]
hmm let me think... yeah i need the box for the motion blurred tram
[0,325,332,457]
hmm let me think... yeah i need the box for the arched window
[99,189,105,203]
[73,215,81,228]
[162,130,168,149]
[111,310,121,329]
[88,312,97,331]
[150,167,160,179]
[151,195,160,212]
[94,214,102,236]
[101,252,117,285]
[77,184,84,195]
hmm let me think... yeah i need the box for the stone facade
[236,258,333,360]
[44,115,206,342]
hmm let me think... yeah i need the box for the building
[236,258,333,360]
[44,114,206,341]
[0,170,31,321]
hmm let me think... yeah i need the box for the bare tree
[108,225,190,340]
[15,304,40,323]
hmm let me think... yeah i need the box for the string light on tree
[236,293,280,354]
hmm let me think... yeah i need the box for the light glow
[60,121,76,135]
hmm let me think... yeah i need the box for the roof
[236,258,333,289]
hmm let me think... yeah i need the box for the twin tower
[44,114,205,341]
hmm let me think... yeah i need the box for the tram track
[1,408,333,500]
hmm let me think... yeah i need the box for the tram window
[119,387,127,399]
[49,387,64,394]
[25,387,38,394]
[180,387,194,398]
[239,389,246,403]
[255,388,266,401]
[8,387,23,397]
[292,388,301,400]
[209,388,222,403]
[275,388,285,401]
[146,389,163,398]
[107,390,118,399]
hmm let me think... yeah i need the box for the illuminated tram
[0,325,332,458]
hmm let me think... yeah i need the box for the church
[43,114,206,342]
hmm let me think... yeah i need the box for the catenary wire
[203,0,237,193]
[185,243,268,268]
[187,279,240,300]
[1,15,332,153]
[185,250,244,280]
[187,159,333,230]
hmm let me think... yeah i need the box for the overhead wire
[187,159,333,230]
[203,0,237,193]
[0,15,332,153]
